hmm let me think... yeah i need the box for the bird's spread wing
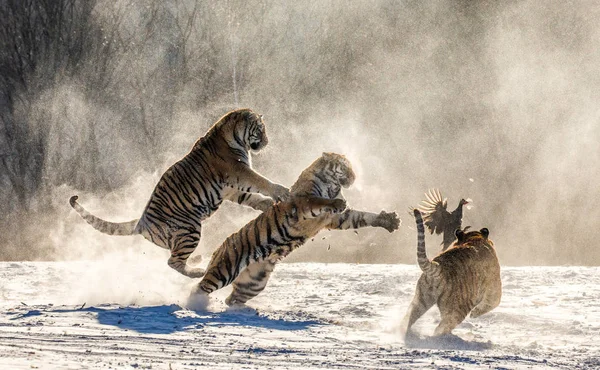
[417,189,449,235]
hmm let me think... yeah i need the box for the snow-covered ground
[1,259,599,369]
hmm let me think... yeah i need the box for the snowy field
[1,259,599,369]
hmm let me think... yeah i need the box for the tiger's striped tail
[414,209,440,277]
[69,195,139,236]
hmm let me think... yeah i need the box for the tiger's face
[245,113,268,152]
[320,152,356,188]
[290,152,356,199]
[227,109,268,152]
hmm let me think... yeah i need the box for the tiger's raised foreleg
[327,209,400,232]
[225,207,395,306]
[224,190,275,212]
[228,164,290,202]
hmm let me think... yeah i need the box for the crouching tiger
[190,152,400,306]
[69,108,289,278]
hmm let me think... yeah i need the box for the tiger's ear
[480,228,489,238]
[322,152,334,158]
[454,228,464,240]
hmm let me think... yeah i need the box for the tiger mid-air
[189,152,400,307]
[69,108,290,278]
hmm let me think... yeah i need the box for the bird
[416,189,470,251]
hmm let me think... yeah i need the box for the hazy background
[1,0,599,266]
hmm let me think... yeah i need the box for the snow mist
[2,1,599,268]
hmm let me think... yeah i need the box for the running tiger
[401,209,501,338]
[190,152,400,306]
[69,108,289,278]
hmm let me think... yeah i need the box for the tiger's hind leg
[470,302,495,319]
[434,307,469,336]
[192,253,235,296]
[470,287,502,318]
[225,260,276,306]
[401,278,436,337]
[167,228,205,278]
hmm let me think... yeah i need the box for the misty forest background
[1,0,599,265]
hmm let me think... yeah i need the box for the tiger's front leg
[327,209,400,232]
[228,164,290,202]
[225,260,276,306]
[224,190,275,212]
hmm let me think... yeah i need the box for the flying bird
[416,189,470,251]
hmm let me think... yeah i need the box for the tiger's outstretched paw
[373,211,401,232]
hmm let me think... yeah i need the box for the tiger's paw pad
[186,292,210,311]
[188,255,203,266]
[184,267,206,278]
[374,211,401,232]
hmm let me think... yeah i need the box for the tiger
[401,209,501,338]
[189,152,401,306]
[69,108,290,278]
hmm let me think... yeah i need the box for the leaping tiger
[69,108,290,278]
[189,152,400,306]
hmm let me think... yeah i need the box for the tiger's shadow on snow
[52,304,324,334]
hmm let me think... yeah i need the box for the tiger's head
[454,227,493,247]
[291,152,356,198]
[320,152,356,187]
[216,108,268,152]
